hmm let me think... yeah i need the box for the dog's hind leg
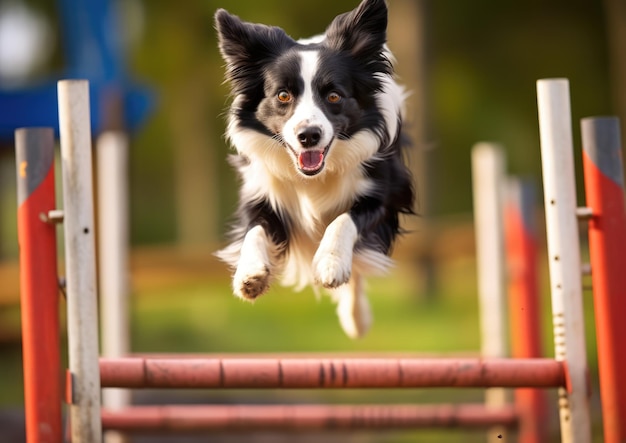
[331,273,372,338]
[314,212,373,337]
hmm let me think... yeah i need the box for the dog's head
[215,0,395,178]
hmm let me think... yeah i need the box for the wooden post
[15,127,63,443]
[58,79,103,443]
[471,143,508,443]
[581,116,626,443]
[536,78,591,443]
[505,178,548,443]
[97,131,131,443]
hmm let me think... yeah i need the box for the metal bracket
[40,209,65,224]
[576,207,594,221]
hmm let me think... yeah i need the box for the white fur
[232,225,272,300]
[296,34,325,45]
[375,73,407,143]
[330,274,372,338]
[313,213,358,288]
[226,125,378,235]
[282,51,334,156]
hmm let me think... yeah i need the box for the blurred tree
[388,0,438,297]
[604,0,626,173]
[128,1,226,246]
[429,0,608,214]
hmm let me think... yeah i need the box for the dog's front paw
[313,252,352,288]
[313,213,356,288]
[233,263,270,300]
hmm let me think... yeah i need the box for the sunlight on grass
[130,260,482,354]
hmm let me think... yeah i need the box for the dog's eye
[327,92,342,104]
[277,91,292,103]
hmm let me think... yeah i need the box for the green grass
[130,260,482,354]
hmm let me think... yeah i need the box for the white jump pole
[97,131,131,443]
[58,79,103,443]
[471,143,508,443]
[536,78,591,443]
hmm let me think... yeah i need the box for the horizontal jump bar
[101,404,519,432]
[99,357,566,389]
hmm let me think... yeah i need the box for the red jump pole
[15,128,63,443]
[581,116,626,443]
[505,179,548,443]
[98,357,566,389]
[100,404,520,433]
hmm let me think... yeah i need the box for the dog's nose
[296,126,322,148]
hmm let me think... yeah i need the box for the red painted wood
[17,135,62,443]
[101,404,519,432]
[99,356,566,389]
[583,151,626,443]
[505,184,548,443]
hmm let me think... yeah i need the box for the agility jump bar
[100,403,519,433]
[97,357,566,389]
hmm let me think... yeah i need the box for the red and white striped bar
[99,357,566,389]
[101,404,519,432]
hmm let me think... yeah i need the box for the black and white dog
[215,0,414,338]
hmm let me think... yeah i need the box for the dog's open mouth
[293,141,332,176]
[298,150,325,173]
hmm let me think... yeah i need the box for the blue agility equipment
[0,0,153,141]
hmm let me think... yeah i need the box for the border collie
[214,0,414,338]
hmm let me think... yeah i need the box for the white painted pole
[57,79,103,443]
[471,143,508,443]
[97,132,131,443]
[536,78,591,443]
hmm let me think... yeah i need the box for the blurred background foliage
[0,0,621,252]
[127,0,614,245]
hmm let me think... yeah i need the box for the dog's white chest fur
[267,167,373,289]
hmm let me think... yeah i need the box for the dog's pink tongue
[298,150,324,171]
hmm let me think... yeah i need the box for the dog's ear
[325,0,388,61]
[215,9,295,85]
